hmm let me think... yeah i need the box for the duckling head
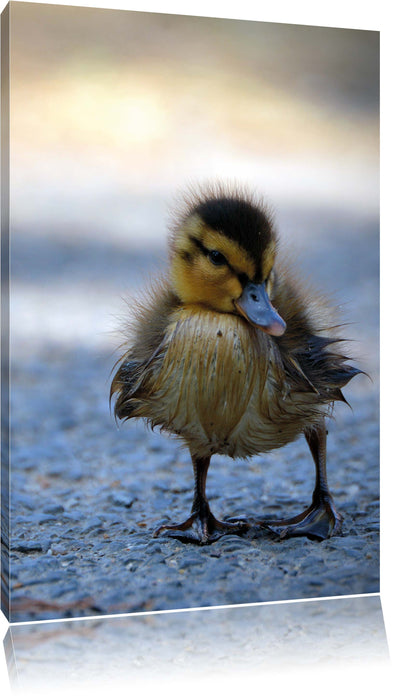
[169,185,286,336]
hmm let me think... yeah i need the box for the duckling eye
[208,250,227,266]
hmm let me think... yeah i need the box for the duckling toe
[260,494,343,542]
[153,510,249,545]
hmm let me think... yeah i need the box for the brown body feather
[110,265,360,459]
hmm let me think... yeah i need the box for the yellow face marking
[171,217,200,259]
[171,248,242,312]
[170,214,274,313]
[173,214,204,251]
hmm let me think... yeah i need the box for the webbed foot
[153,504,249,545]
[260,492,343,541]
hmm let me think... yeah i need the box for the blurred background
[9,2,379,355]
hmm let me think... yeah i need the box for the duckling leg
[154,454,249,545]
[263,420,343,540]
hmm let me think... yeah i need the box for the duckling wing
[110,340,166,421]
[110,283,179,422]
[272,265,362,404]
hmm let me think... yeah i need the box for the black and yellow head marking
[168,185,284,334]
[193,194,276,282]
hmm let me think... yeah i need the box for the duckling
[110,184,361,544]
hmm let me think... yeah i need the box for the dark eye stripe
[189,236,229,267]
[189,234,257,281]
[189,235,208,256]
[180,250,193,263]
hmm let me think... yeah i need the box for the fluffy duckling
[110,184,361,544]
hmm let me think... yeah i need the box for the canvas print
[1,2,379,622]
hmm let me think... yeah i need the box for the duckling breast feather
[129,308,270,450]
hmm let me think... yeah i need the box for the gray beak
[234,281,286,336]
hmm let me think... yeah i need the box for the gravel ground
[5,207,379,622]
